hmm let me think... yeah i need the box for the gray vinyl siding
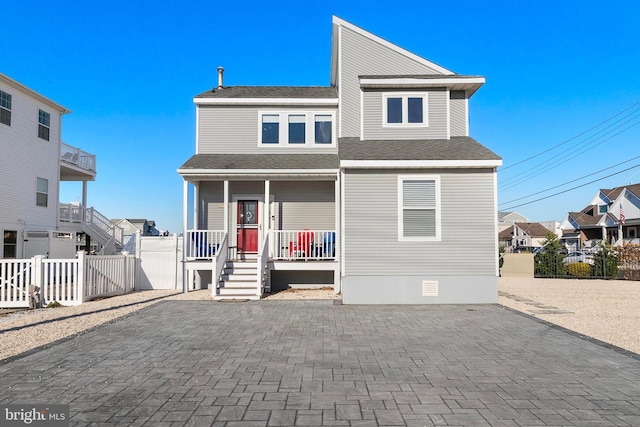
[197,105,338,154]
[362,89,448,139]
[343,169,496,276]
[198,182,224,230]
[450,91,467,137]
[197,180,335,232]
[339,26,445,138]
[271,181,335,230]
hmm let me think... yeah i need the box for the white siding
[339,26,445,138]
[0,79,61,249]
[362,89,448,139]
[343,169,496,276]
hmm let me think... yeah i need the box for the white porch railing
[211,233,229,297]
[271,230,336,261]
[61,142,96,172]
[0,252,136,308]
[59,204,124,252]
[257,232,270,295]
[186,230,226,260]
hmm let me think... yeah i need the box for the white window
[36,177,48,207]
[398,176,440,241]
[259,112,335,146]
[38,109,50,141]
[0,90,11,126]
[383,93,428,127]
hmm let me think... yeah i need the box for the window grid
[0,90,11,126]
[38,109,50,141]
[36,177,48,207]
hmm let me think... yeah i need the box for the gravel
[499,277,640,354]
[2,279,638,362]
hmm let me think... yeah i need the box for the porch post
[193,182,200,230]
[82,181,88,208]
[336,171,342,294]
[264,180,270,238]
[223,180,229,233]
[182,179,189,293]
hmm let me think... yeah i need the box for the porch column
[82,181,88,208]
[223,180,229,233]
[182,179,189,293]
[336,171,343,294]
[193,182,200,230]
[602,226,606,242]
[264,180,270,233]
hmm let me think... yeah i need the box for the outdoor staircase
[214,255,261,301]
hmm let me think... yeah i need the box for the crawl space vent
[422,280,439,297]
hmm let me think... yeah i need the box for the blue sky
[3,0,640,232]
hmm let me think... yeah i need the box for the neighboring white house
[178,16,502,304]
[560,183,640,251]
[0,73,122,258]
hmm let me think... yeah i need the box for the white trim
[445,89,450,140]
[335,171,342,294]
[382,93,429,128]
[493,170,499,277]
[340,160,502,168]
[359,89,364,140]
[179,169,339,176]
[359,77,485,86]
[340,169,346,281]
[397,175,441,242]
[338,25,343,139]
[195,105,200,154]
[464,93,469,136]
[257,110,337,147]
[232,194,265,253]
[332,16,454,76]
[194,97,338,106]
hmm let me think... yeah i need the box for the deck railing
[270,230,336,261]
[61,142,96,172]
[257,233,270,294]
[186,230,226,260]
[58,204,124,252]
[211,233,229,297]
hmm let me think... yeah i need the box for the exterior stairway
[214,255,260,301]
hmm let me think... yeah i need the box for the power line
[500,163,640,211]
[499,154,640,206]
[499,101,640,172]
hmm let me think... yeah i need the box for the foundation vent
[422,280,439,297]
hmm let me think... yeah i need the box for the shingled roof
[339,137,501,161]
[601,183,640,201]
[195,86,337,99]
[179,153,339,171]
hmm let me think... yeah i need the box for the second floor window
[36,177,48,207]
[260,112,335,146]
[38,109,50,140]
[384,93,428,127]
[0,90,11,126]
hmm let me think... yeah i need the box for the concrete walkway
[1,300,640,426]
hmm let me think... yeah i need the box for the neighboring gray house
[112,218,160,237]
[178,16,502,304]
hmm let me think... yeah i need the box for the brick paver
[1,301,640,426]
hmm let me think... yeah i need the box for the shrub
[614,243,640,280]
[534,232,566,277]
[566,262,591,277]
[592,243,619,278]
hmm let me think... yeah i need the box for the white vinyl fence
[0,252,136,308]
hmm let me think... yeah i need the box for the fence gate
[137,235,183,290]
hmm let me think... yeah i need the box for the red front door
[237,200,259,253]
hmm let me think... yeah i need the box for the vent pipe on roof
[217,66,224,89]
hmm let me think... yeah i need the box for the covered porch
[180,174,341,299]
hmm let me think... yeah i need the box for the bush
[566,262,591,277]
[534,232,566,277]
[614,243,640,280]
[592,243,619,278]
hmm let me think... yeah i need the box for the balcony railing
[61,142,96,172]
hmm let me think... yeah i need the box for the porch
[184,229,339,301]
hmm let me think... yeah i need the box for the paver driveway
[1,300,640,426]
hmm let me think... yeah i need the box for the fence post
[33,255,43,305]
[77,251,86,303]
[135,231,141,291]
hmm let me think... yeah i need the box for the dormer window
[383,93,428,127]
[259,111,335,146]
[598,205,608,214]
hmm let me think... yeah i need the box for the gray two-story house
[178,16,501,304]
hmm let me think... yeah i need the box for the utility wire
[500,117,640,191]
[500,109,640,189]
[499,101,640,172]
[499,154,640,206]
[500,163,640,211]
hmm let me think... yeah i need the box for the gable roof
[568,205,602,227]
[601,183,640,201]
[515,222,552,237]
[498,226,515,240]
